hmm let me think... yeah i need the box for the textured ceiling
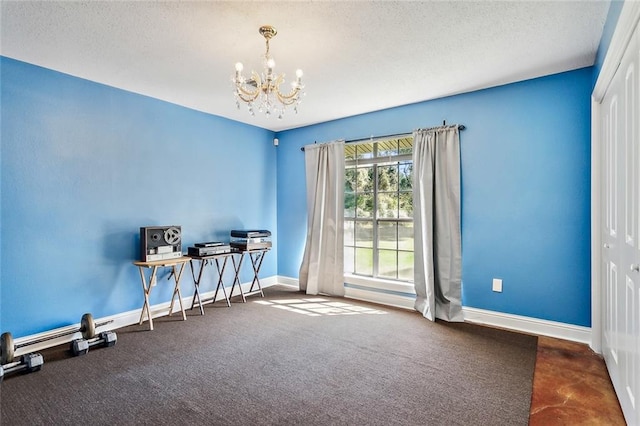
[1,1,610,132]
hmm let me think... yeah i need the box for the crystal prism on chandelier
[233,25,305,119]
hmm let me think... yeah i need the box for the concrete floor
[529,336,626,425]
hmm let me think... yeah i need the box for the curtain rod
[345,132,412,145]
[300,121,465,151]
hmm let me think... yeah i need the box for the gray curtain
[413,126,463,322]
[299,140,345,296]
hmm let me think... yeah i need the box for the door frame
[591,1,640,354]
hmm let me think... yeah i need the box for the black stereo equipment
[230,229,272,251]
[230,230,271,238]
[140,226,182,262]
[195,241,225,248]
[188,245,231,257]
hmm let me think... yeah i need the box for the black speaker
[140,226,182,262]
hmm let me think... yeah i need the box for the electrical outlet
[492,278,503,293]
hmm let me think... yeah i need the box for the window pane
[345,193,356,218]
[345,167,356,192]
[355,221,373,248]
[377,164,398,191]
[378,222,397,250]
[344,220,355,246]
[398,222,413,250]
[398,192,413,218]
[399,162,412,190]
[377,193,399,218]
[357,166,374,192]
[378,249,398,280]
[356,194,374,218]
[344,246,355,274]
[398,251,414,282]
[355,248,373,276]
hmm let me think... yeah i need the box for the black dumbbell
[71,330,117,356]
[0,352,44,382]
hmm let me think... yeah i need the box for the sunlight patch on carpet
[255,298,388,316]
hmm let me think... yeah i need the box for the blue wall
[1,57,277,337]
[276,68,592,327]
[0,54,595,334]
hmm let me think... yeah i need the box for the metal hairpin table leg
[189,259,206,315]
[212,256,231,307]
[247,250,266,297]
[167,262,187,321]
[137,265,158,330]
[229,252,247,302]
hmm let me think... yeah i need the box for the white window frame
[344,137,414,286]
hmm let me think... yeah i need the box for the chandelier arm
[275,88,302,105]
[272,75,302,105]
[234,72,263,102]
[236,90,260,103]
[235,84,260,102]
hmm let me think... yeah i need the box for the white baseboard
[275,275,301,289]
[278,276,592,344]
[11,275,592,358]
[462,307,592,344]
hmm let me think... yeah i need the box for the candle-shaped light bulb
[296,69,303,79]
[235,62,244,72]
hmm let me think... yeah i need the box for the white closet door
[601,21,640,426]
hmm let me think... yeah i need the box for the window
[344,136,414,282]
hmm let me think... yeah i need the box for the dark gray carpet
[0,286,537,425]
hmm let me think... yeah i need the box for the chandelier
[233,25,304,119]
